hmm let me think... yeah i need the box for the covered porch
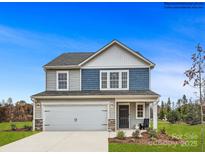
[116,102,150,130]
[109,96,159,131]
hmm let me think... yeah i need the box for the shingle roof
[32,90,160,97]
[44,40,155,68]
[44,52,95,67]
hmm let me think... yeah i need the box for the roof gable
[80,40,155,68]
[44,40,155,69]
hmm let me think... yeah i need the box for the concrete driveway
[0,131,108,152]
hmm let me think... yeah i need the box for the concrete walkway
[0,131,108,152]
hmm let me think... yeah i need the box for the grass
[0,121,32,131]
[109,120,205,152]
[0,131,38,147]
[0,121,38,147]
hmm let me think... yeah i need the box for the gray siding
[46,70,56,91]
[46,70,80,91]
[130,103,150,129]
[35,100,42,119]
[81,69,100,90]
[81,68,149,91]
[129,68,149,90]
[109,100,115,119]
[69,70,80,91]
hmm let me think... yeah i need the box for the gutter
[31,94,159,100]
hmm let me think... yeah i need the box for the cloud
[124,37,199,102]
[0,24,202,103]
[152,62,197,102]
[0,25,102,53]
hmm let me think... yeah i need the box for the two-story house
[32,40,159,131]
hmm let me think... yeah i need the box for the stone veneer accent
[108,119,115,131]
[35,119,43,131]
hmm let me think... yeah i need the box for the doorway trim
[118,103,130,129]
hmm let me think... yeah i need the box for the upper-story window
[56,71,69,90]
[100,70,129,90]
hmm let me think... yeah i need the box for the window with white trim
[110,72,119,88]
[136,103,145,119]
[122,72,128,88]
[101,72,107,88]
[100,70,129,90]
[57,71,68,90]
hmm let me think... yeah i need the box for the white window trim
[136,103,145,119]
[56,71,69,91]
[100,70,129,90]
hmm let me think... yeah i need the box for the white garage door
[43,105,107,131]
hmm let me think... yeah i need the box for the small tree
[184,44,205,151]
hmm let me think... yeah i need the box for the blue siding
[82,69,100,90]
[81,68,149,91]
[129,68,149,90]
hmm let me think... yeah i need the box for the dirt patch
[109,132,185,145]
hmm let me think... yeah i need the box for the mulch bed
[2,128,32,132]
[109,132,186,145]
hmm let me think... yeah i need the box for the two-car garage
[42,103,108,131]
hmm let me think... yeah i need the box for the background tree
[0,98,33,122]
[167,110,181,124]
[181,94,189,120]
[1,99,5,106]
[176,99,182,118]
[166,97,171,114]
[184,43,205,151]
[159,101,165,120]
[6,97,13,122]
[184,103,201,125]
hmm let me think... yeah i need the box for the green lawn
[0,121,38,147]
[0,121,32,131]
[109,120,205,152]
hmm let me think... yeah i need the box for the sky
[0,2,204,104]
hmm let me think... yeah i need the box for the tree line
[158,94,201,125]
[0,98,33,122]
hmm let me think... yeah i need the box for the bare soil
[109,132,186,145]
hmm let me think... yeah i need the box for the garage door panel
[43,105,107,131]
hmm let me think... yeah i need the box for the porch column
[153,101,158,130]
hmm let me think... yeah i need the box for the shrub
[116,131,125,139]
[132,129,140,138]
[148,128,157,138]
[10,123,17,131]
[24,125,32,131]
[183,104,201,125]
[160,127,166,134]
[167,110,181,124]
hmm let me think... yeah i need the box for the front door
[119,105,129,128]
